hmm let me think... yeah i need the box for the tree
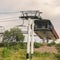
[2,28,24,44]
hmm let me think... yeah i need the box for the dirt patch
[35,45,58,54]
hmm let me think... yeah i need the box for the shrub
[34,42,43,48]
[20,42,27,49]
[55,53,60,60]
[41,52,51,57]
[47,41,55,46]
[34,51,40,57]
[13,44,20,50]
[0,43,4,47]
[56,44,60,52]
[56,44,60,47]
[1,48,11,58]
[0,42,10,47]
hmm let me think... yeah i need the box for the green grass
[34,51,57,60]
[0,43,60,60]
[0,47,26,60]
[0,47,58,60]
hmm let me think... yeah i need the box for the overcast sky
[0,0,60,42]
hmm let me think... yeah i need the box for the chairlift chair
[34,19,59,40]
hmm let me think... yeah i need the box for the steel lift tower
[20,10,42,60]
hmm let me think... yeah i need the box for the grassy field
[33,51,57,60]
[0,47,58,60]
[0,47,26,60]
[0,42,59,60]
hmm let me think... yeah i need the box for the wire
[0,16,24,22]
[0,11,23,22]
[0,18,25,27]
[0,16,20,22]
[0,19,19,22]
[0,11,20,14]
[0,19,20,22]
[0,16,19,20]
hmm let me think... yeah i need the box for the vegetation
[55,43,60,60]
[0,47,26,60]
[2,28,25,48]
[34,42,43,48]
[0,43,59,60]
[34,51,57,60]
[1,48,11,58]
[55,53,60,60]
[0,27,60,60]
[0,47,58,60]
[56,44,60,52]
[47,41,56,47]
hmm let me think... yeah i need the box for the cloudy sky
[0,0,60,42]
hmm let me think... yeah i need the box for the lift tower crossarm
[20,10,42,19]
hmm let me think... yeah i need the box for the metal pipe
[31,20,34,59]
[26,18,31,60]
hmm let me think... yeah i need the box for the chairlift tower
[20,10,42,60]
